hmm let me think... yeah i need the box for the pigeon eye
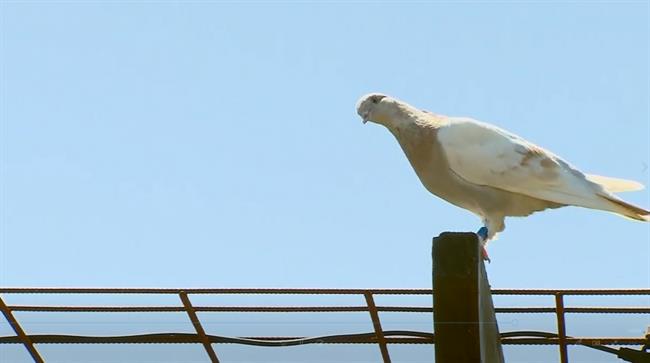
[370,95,385,104]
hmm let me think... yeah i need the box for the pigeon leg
[476,227,491,263]
[481,247,491,263]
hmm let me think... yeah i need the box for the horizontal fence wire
[3,305,649,314]
[1,332,646,346]
[2,287,650,294]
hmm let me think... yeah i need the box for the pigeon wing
[436,118,610,210]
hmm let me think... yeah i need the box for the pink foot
[481,246,491,263]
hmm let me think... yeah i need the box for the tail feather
[600,194,650,222]
[586,174,645,193]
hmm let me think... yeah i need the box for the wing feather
[436,118,609,210]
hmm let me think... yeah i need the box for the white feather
[585,174,644,193]
[437,118,616,211]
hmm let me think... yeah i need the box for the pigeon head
[356,93,388,125]
[356,93,416,128]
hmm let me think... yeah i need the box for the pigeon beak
[362,112,369,124]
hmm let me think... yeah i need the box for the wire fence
[1,288,649,363]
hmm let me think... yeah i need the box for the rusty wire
[0,330,645,346]
[4,305,649,314]
[2,287,650,294]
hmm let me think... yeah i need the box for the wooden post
[432,232,504,363]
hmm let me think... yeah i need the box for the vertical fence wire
[555,293,569,363]
[0,295,44,363]
[364,291,391,363]
[179,291,220,363]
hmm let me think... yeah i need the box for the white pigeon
[356,93,649,259]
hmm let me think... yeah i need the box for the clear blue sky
[1,2,649,362]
